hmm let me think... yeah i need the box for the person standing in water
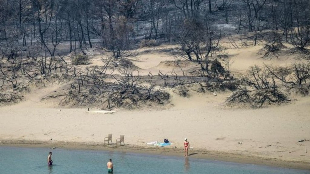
[184,138,190,157]
[107,159,113,173]
[47,152,53,166]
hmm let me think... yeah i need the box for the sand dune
[0,43,310,170]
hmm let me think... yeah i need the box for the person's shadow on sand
[188,152,198,156]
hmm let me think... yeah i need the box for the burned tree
[266,63,310,96]
[178,16,221,75]
[227,65,289,108]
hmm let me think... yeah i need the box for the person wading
[47,152,53,166]
[107,159,113,173]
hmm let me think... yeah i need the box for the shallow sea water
[0,146,309,174]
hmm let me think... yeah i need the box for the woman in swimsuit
[184,138,190,157]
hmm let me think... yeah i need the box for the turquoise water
[0,146,309,174]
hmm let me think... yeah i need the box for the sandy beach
[1,44,310,170]
[1,0,310,172]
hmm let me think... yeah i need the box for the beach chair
[116,135,125,146]
[104,134,112,145]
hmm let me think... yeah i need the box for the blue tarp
[159,142,171,147]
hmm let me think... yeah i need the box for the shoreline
[1,140,310,171]
[1,85,309,172]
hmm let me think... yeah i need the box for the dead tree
[265,63,310,93]
[227,65,289,108]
